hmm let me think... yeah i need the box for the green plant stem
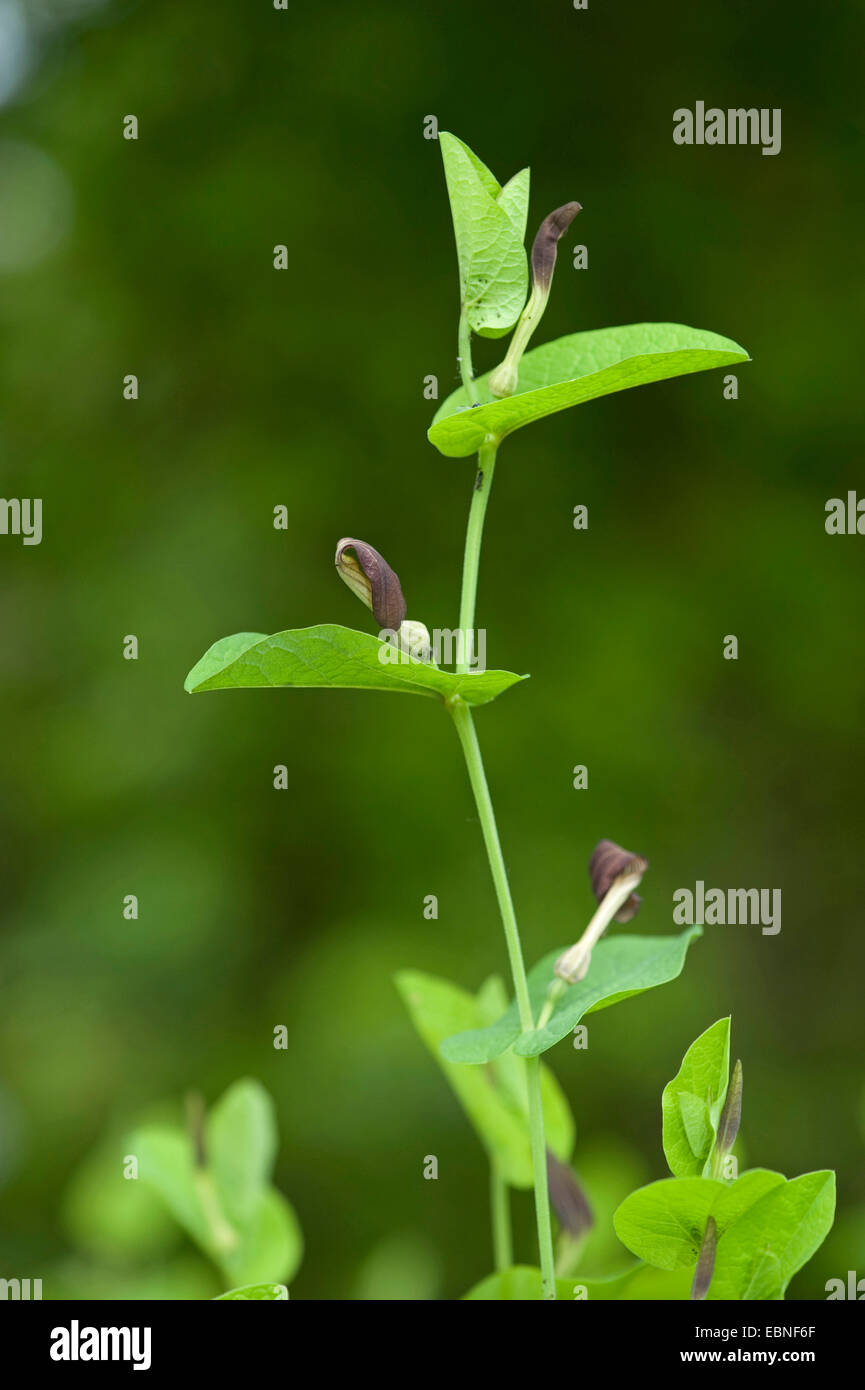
[455,310,496,674]
[490,1162,513,1271]
[450,316,556,1299]
[458,307,480,405]
[456,437,498,673]
[536,977,567,1031]
[448,696,557,1299]
[524,1056,556,1298]
[449,700,532,1028]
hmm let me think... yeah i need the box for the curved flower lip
[589,839,648,924]
[530,201,582,292]
[335,538,407,632]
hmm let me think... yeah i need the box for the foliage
[180,132,833,1302]
[127,1081,303,1292]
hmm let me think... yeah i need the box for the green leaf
[475,972,509,1024]
[206,1080,277,1229]
[614,1170,785,1272]
[186,632,268,689]
[497,168,530,244]
[677,1092,713,1162]
[473,975,574,1167]
[443,130,500,200]
[127,1128,210,1251]
[395,969,574,1188]
[708,1170,836,1300]
[185,624,526,708]
[662,1018,731,1178]
[128,1082,303,1288]
[440,927,702,1063]
[429,323,750,457]
[214,1283,289,1300]
[440,131,529,338]
[463,1263,692,1300]
[220,1187,303,1289]
[576,1264,694,1301]
[474,1170,832,1301]
[614,1178,721,1272]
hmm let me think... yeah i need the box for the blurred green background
[1,0,863,1299]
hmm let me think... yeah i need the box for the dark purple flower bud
[555,837,649,983]
[335,538,407,632]
[690,1216,717,1301]
[488,200,582,399]
[546,1152,594,1239]
[531,201,582,293]
[716,1060,743,1156]
[589,839,649,923]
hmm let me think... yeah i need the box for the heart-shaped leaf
[662,1018,731,1178]
[614,1170,785,1271]
[429,323,749,457]
[440,927,702,1064]
[185,624,526,707]
[708,1170,836,1300]
[440,132,529,338]
[395,969,574,1188]
[613,1168,834,1299]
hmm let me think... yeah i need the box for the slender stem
[490,1162,513,1271]
[455,311,496,674]
[536,977,567,1031]
[458,307,480,405]
[449,701,533,1029]
[449,697,557,1299]
[456,437,498,673]
[449,309,556,1298]
[525,1056,556,1296]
